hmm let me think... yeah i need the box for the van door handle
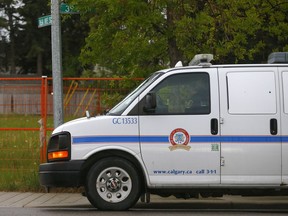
[211,118,218,135]
[270,118,278,135]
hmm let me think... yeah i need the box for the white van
[39,52,288,210]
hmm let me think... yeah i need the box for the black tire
[85,157,141,211]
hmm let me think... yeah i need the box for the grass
[0,130,41,191]
[0,114,74,192]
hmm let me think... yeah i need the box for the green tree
[68,0,172,77]
[61,14,89,77]
[68,0,288,77]
[1,0,88,76]
[17,0,88,76]
[172,0,288,63]
[210,0,288,63]
[0,0,24,74]
[0,15,8,72]
[17,0,51,75]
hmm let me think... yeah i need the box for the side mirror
[143,92,156,113]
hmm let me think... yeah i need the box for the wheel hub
[96,167,133,203]
[106,177,121,192]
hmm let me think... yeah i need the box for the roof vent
[189,54,213,66]
[268,52,288,64]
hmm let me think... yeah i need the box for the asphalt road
[0,205,288,216]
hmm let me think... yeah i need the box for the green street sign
[38,4,79,28]
[60,3,79,14]
[38,15,52,28]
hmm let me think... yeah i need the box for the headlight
[47,132,71,162]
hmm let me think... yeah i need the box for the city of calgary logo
[169,128,191,151]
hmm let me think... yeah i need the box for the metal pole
[51,0,64,128]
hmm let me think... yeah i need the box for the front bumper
[39,160,85,187]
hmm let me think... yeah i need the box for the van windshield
[107,72,164,115]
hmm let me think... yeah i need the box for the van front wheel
[85,157,141,211]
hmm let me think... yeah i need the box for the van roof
[168,52,288,72]
[160,63,288,74]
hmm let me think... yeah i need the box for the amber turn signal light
[48,151,69,160]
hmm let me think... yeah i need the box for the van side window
[137,73,210,115]
[283,72,288,114]
[227,72,276,114]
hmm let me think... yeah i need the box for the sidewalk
[1,192,288,209]
[0,192,90,208]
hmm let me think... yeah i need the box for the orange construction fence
[0,76,143,190]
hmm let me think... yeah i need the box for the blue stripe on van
[73,135,288,144]
[73,136,139,143]
[221,136,283,143]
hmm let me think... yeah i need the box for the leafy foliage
[0,0,88,76]
[68,0,288,78]
[2,0,288,76]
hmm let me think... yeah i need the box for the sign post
[51,0,64,128]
